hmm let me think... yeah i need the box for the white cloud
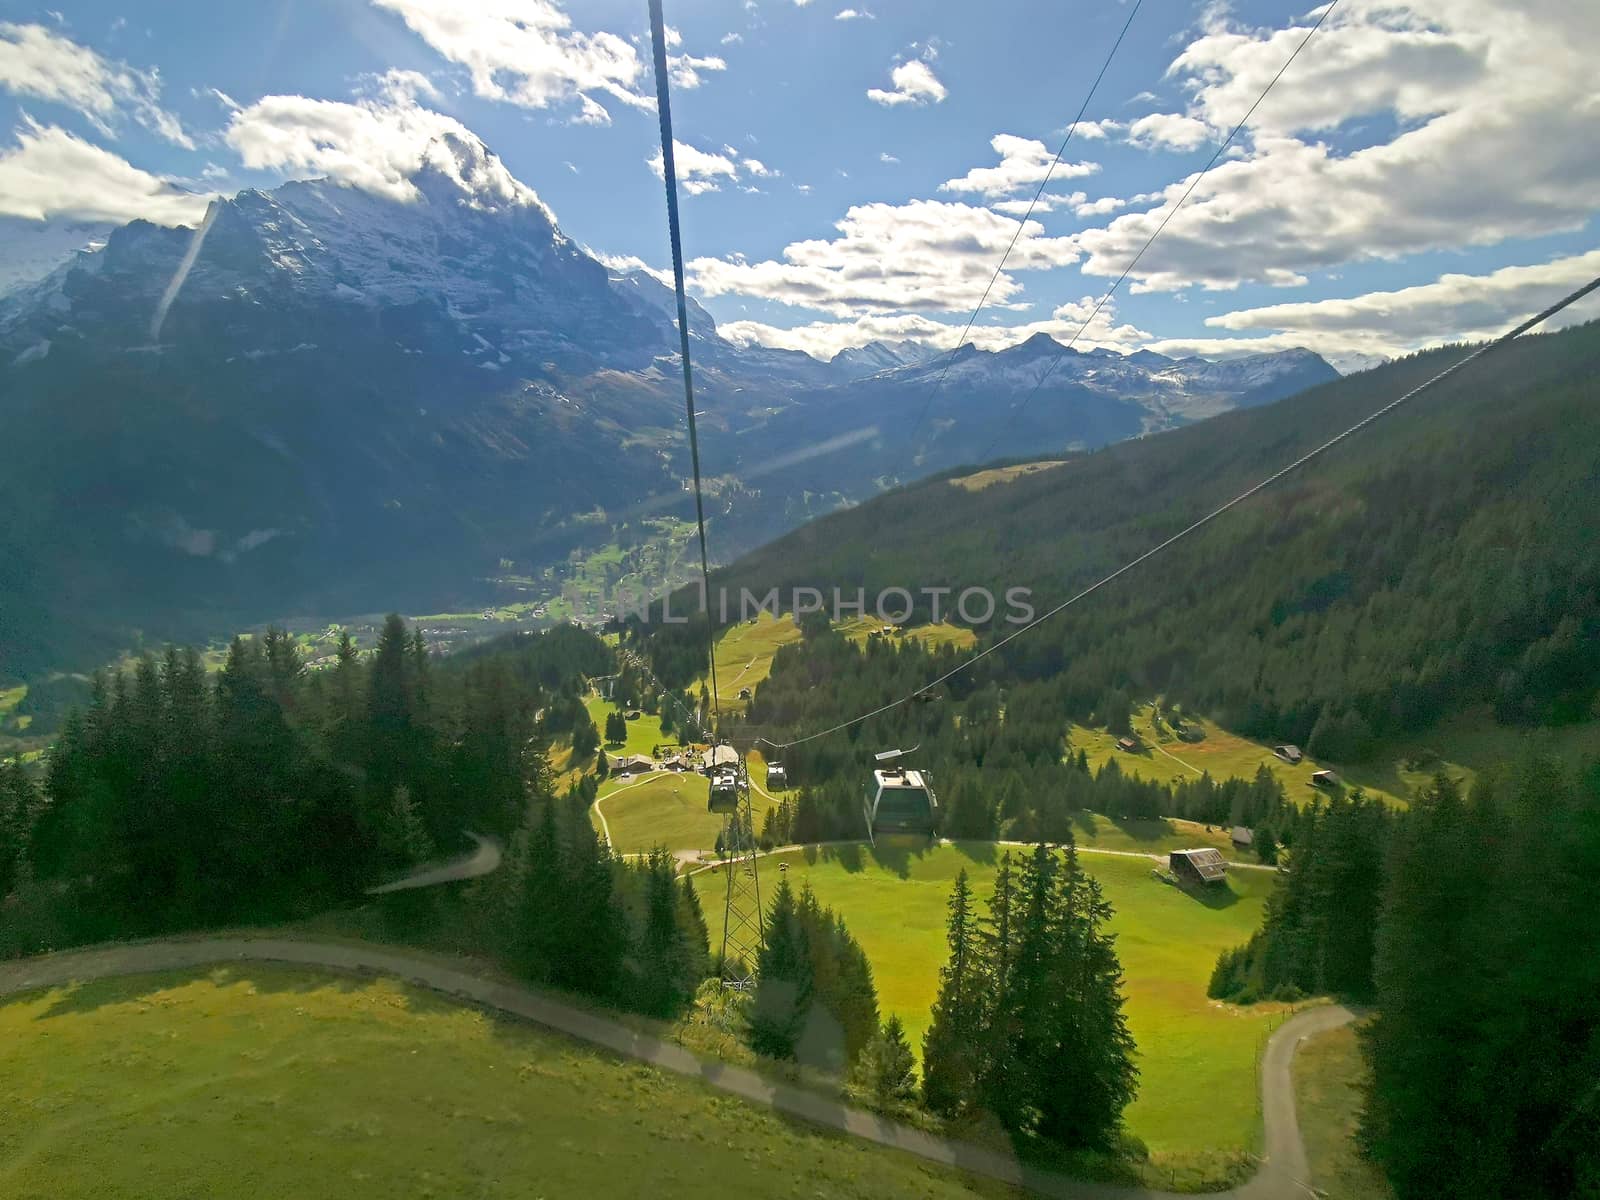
[1185,248,1600,363]
[836,8,875,20]
[590,249,671,286]
[744,157,776,177]
[668,52,727,90]
[1074,0,1600,292]
[225,89,554,219]
[879,151,899,164]
[992,192,1125,219]
[721,32,743,45]
[1126,112,1211,151]
[0,22,192,147]
[648,139,739,195]
[867,60,947,107]
[939,133,1098,198]
[1070,118,1121,139]
[0,120,211,225]
[687,198,1080,316]
[1203,249,1600,342]
[370,0,652,122]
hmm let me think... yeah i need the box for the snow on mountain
[0,217,112,297]
[828,339,932,378]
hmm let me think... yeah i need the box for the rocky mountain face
[0,133,1336,677]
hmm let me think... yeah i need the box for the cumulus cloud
[867,59,946,107]
[687,198,1079,316]
[648,139,740,195]
[668,51,727,89]
[370,0,653,123]
[1126,112,1211,151]
[836,8,874,20]
[1073,0,1600,291]
[225,87,553,218]
[0,120,211,225]
[939,133,1098,198]
[0,22,192,147]
[1203,249,1600,342]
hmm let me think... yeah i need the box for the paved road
[0,937,1352,1199]
[366,832,502,895]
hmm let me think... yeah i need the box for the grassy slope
[838,616,979,652]
[700,611,803,710]
[1076,701,1600,807]
[592,760,785,856]
[702,842,1292,1164]
[1293,1023,1394,1200]
[0,966,1004,1200]
[584,694,671,758]
[1072,702,1406,806]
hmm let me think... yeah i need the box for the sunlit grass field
[1074,701,1600,807]
[700,841,1292,1164]
[0,966,1003,1200]
[699,611,803,710]
[1071,703,1408,805]
[592,771,781,856]
[584,694,672,759]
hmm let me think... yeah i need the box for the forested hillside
[649,322,1600,753]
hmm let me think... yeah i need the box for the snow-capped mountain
[0,131,1340,676]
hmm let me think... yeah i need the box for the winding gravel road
[0,937,1351,1199]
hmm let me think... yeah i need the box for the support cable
[648,0,722,737]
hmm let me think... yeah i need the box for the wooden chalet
[1273,744,1304,764]
[1230,826,1254,849]
[1311,769,1341,788]
[1169,847,1229,885]
[1116,736,1140,753]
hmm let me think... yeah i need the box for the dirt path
[0,937,1353,1199]
[366,832,502,895]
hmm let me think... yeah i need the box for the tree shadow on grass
[10,958,464,1025]
[949,839,999,867]
[1107,815,1176,844]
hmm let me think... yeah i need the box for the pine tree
[749,878,812,1058]
[856,1015,917,1105]
[922,867,983,1115]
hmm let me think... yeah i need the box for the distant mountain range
[0,132,1337,678]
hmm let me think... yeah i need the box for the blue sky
[1,0,1597,368]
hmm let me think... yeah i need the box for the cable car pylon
[714,728,768,990]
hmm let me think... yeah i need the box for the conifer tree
[856,1014,917,1105]
[922,868,983,1114]
[749,878,812,1058]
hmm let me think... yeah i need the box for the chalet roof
[1231,826,1254,845]
[1172,847,1229,882]
[702,745,739,768]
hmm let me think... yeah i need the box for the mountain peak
[409,132,556,224]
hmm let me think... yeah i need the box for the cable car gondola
[863,748,938,843]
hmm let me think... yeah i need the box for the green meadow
[0,966,1002,1200]
[699,841,1292,1166]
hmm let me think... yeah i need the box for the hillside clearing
[699,611,802,709]
[592,770,780,856]
[949,461,1068,492]
[0,965,1003,1200]
[700,842,1293,1165]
